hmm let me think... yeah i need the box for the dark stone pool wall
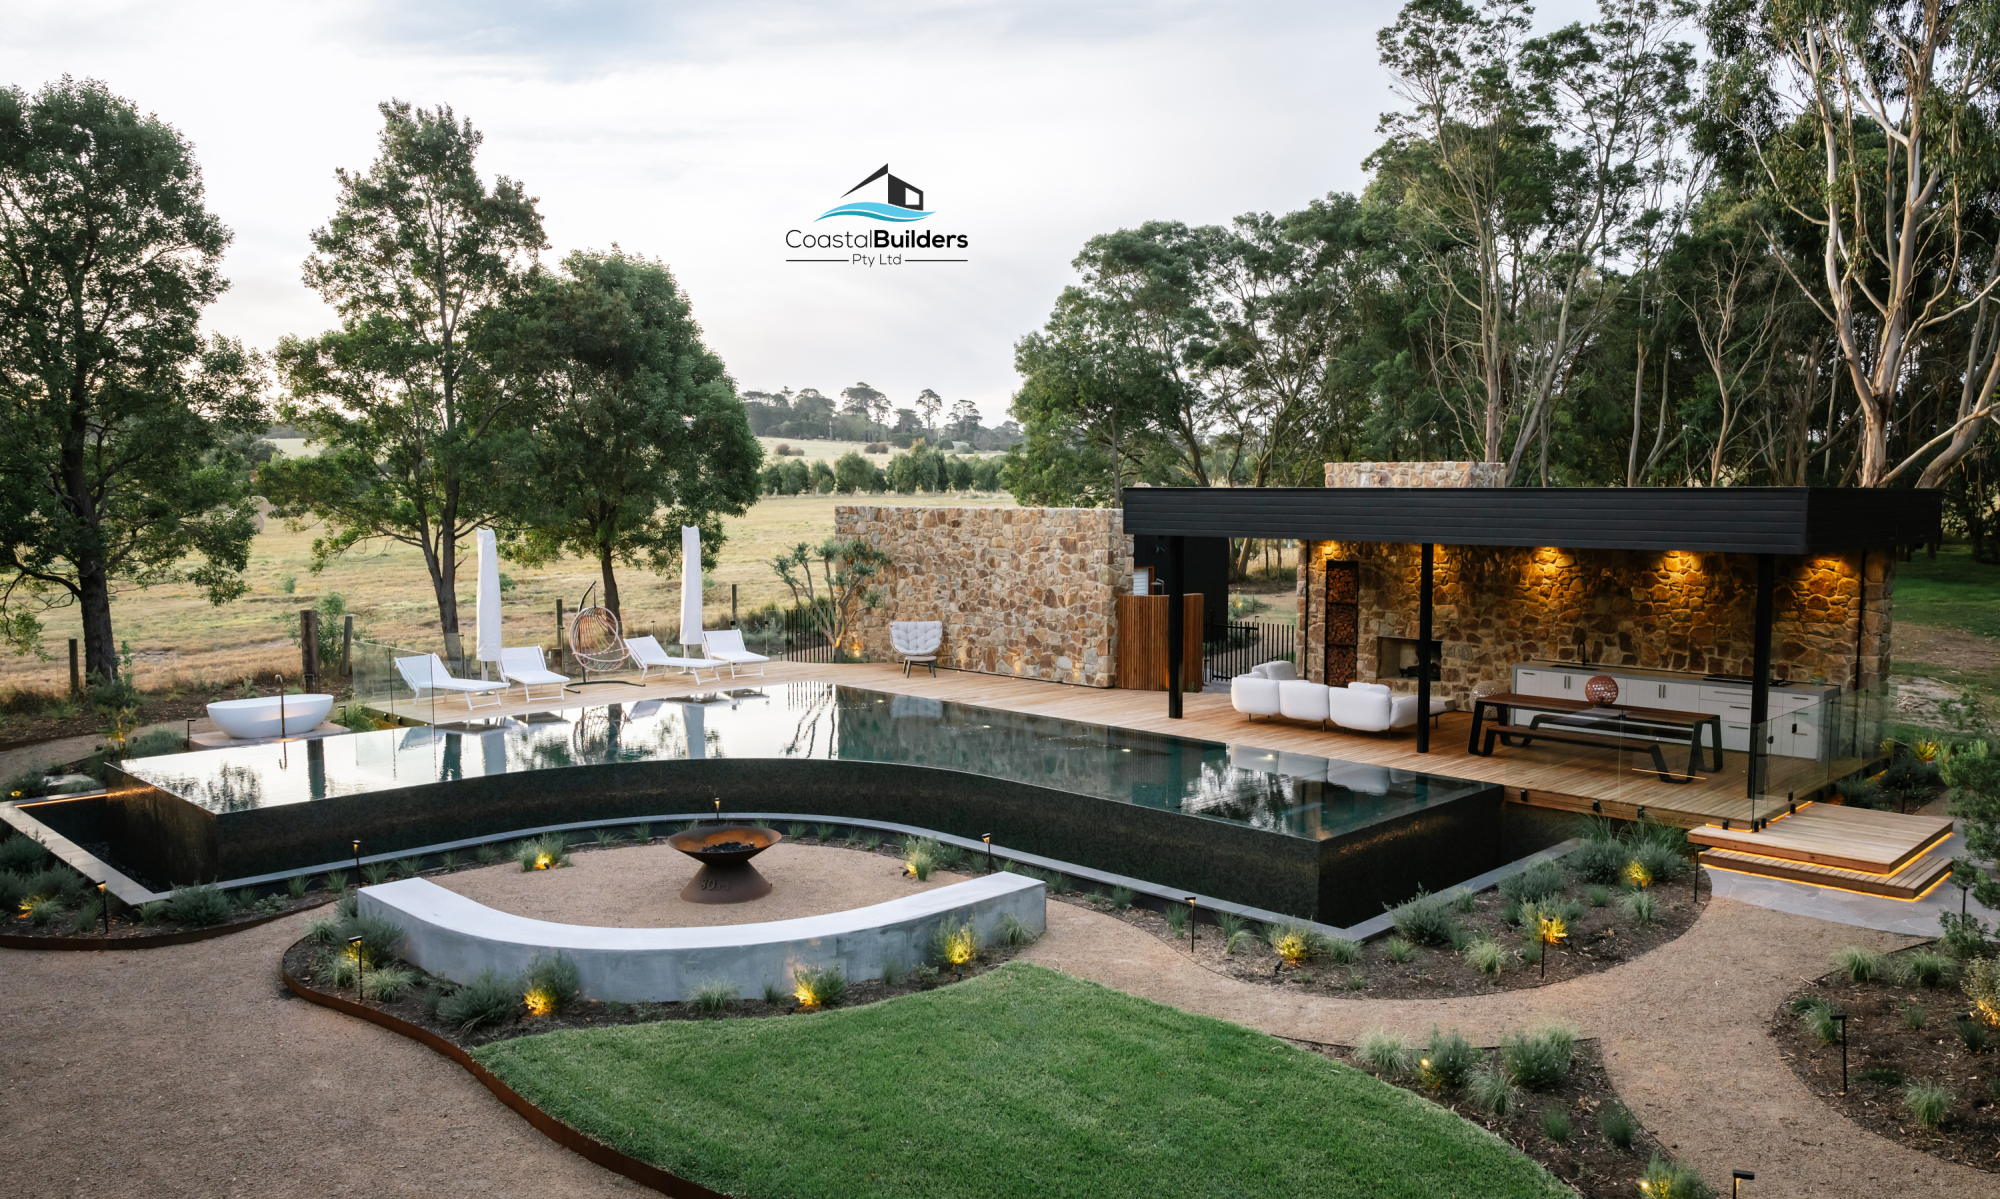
[102,758,1510,924]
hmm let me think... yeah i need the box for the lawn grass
[472,962,1567,1199]
[1890,545,2000,639]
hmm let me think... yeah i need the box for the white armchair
[890,620,943,677]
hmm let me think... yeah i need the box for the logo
[786,164,969,266]
[815,164,930,223]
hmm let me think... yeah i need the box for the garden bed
[1771,943,2000,1173]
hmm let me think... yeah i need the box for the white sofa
[1230,675,1447,734]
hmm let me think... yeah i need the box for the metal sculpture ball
[1584,674,1620,705]
[568,606,629,672]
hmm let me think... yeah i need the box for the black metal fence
[1203,619,1296,681]
[616,603,834,665]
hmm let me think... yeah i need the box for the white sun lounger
[698,628,770,678]
[626,635,723,684]
[497,646,570,704]
[395,653,510,711]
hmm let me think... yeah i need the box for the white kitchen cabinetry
[1510,663,1835,760]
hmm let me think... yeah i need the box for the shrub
[1834,945,1886,983]
[881,959,904,986]
[1387,888,1459,946]
[1540,1108,1573,1143]
[517,834,569,872]
[1903,1003,1928,1030]
[163,883,231,927]
[1109,886,1134,910]
[362,967,418,1002]
[1355,1030,1415,1078]
[475,844,500,865]
[1961,955,2000,1022]
[1901,1082,1954,1128]
[139,900,166,925]
[691,980,737,1017]
[862,833,883,851]
[1164,903,1189,938]
[1565,837,1629,886]
[0,871,25,912]
[1499,860,1566,905]
[285,874,309,898]
[324,869,349,893]
[360,862,392,885]
[1499,896,1524,927]
[335,890,358,918]
[305,916,344,945]
[347,915,406,967]
[1463,939,1507,976]
[523,953,582,1015]
[1795,997,1841,1044]
[394,856,423,879]
[23,864,85,905]
[910,964,940,989]
[1859,1065,1906,1086]
[437,969,520,1031]
[1501,1025,1576,1090]
[25,896,65,925]
[792,964,848,1007]
[1323,937,1361,965]
[1383,937,1416,963]
[1344,970,1366,991]
[229,886,257,909]
[1449,887,1476,913]
[813,823,835,841]
[4,768,49,803]
[1467,1062,1514,1116]
[1640,1153,1714,1199]
[0,832,50,872]
[903,848,935,881]
[631,823,652,842]
[1586,884,1610,907]
[1265,920,1322,964]
[785,823,808,838]
[1619,889,1658,926]
[1900,950,1953,988]
[439,851,460,870]
[761,981,786,1006]
[1631,840,1685,884]
[996,912,1037,947]
[1599,1103,1637,1150]
[1954,1015,1989,1053]
[1419,1026,1477,1090]
[422,984,445,1017]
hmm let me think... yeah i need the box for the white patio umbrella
[678,524,703,649]
[474,527,502,677]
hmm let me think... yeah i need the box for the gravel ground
[4,842,1988,1199]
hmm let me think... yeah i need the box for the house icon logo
[814,165,932,223]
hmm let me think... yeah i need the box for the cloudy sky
[5,0,1590,424]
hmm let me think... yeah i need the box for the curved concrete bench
[356,872,1046,1003]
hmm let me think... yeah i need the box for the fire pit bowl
[666,824,783,904]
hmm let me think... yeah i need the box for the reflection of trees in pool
[149,762,266,812]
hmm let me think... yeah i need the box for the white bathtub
[206,694,335,740]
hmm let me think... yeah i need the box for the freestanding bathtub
[206,694,335,740]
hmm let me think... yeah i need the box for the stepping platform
[1686,803,1953,874]
[1698,845,1954,900]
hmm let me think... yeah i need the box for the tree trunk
[435,536,463,666]
[598,540,622,624]
[78,563,117,683]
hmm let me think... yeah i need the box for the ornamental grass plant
[1387,888,1459,947]
[437,969,521,1032]
[163,882,231,927]
[1500,1025,1575,1090]
[1355,1030,1415,1078]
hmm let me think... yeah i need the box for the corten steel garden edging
[280,950,726,1199]
[0,895,335,952]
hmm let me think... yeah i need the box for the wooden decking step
[1685,803,1954,874]
[1698,846,1954,901]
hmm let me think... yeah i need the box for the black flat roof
[1120,486,1940,555]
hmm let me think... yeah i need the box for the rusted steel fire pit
[666,824,783,904]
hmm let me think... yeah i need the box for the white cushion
[891,620,943,656]
[1230,676,1281,717]
[1346,681,1392,696]
[1326,685,1393,732]
[1277,679,1330,723]
[1254,660,1298,681]
[1388,695,1452,729]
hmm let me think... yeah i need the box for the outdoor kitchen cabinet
[1509,663,1836,761]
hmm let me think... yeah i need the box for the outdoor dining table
[1465,691,1724,785]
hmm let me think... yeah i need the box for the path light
[712,798,722,823]
[1537,911,1568,981]
[1732,1169,1754,1197]
[982,834,994,871]
[346,935,364,1003]
[351,840,362,884]
[97,883,108,936]
[1833,1013,1848,1094]
[1186,897,1198,952]
[1625,859,1652,889]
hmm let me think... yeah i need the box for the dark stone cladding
[101,758,1511,925]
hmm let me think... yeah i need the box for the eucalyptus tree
[1708,0,2000,486]
[0,78,266,681]
[260,101,546,662]
[496,250,761,622]
[1374,0,1697,480]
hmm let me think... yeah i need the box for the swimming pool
[97,682,1511,922]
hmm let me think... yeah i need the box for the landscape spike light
[982,833,994,871]
[351,840,362,884]
[1832,1012,1848,1093]
[1186,896,1198,952]
[347,934,365,1003]
[1732,1169,1754,1197]
[97,882,108,935]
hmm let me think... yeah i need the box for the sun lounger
[698,629,770,678]
[626,635,724,684]
[394,653,510,711]
[498,646,570,704]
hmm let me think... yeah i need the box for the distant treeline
[761,442,1005,496]
[741,384,1021,450]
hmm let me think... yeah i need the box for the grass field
[473,962,1567,1199]
[1891,545,2000,639]
[0,491,1016,694]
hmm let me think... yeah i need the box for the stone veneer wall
[1299,462,1894,704]
[1326,461,1508,488]
[836,505,1131,687]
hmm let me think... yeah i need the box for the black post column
[1749,552,1775,801]
[1167,535,1185,719]
[1418,542,1434,754]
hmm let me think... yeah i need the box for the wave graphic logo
[815,164,932,223]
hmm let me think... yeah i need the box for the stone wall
[1326,461,1508,488]
[1299,542,1894,706]
[836,505,1131,687]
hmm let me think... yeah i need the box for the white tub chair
[1230,675,1281,721]
[890,620,943,677]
